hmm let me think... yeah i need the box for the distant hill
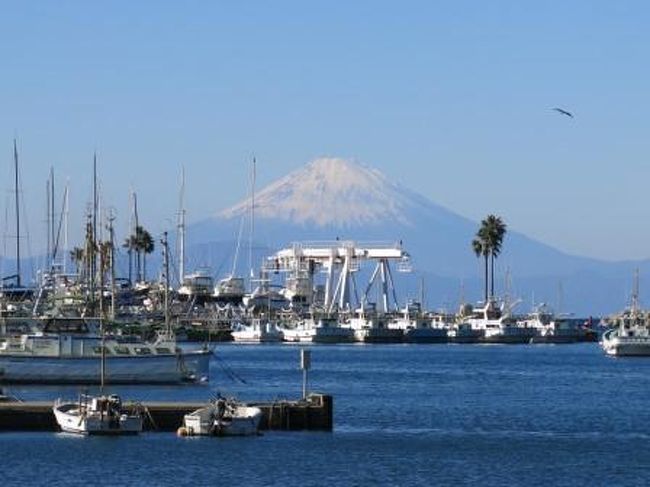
[3,158,644,316]
[181,158,646,316]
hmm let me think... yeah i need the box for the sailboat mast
[92,153,98,285]
[46,177,51,269]
[632,268,640,313]
[162,231,171,336]
[13,139,21,287]
[178,166,185,284]
[109,213,116,321]
[63,182,69,274]
[248,157,256,290]
[50,167,55,265]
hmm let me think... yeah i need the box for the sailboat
[1,139,34,301]
[214,160,254,305]
[53,158,144,435]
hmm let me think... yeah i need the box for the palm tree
[123,234,137,284]
[472,235,489,303]
[70,247,85,275]
[472,215,507,301]
[138,227,155,281]
[483,215,507,298]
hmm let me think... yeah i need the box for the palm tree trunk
[128,249,132,284]
[484,254,488,303]
[143,254,147,281]
[490,252,495,298]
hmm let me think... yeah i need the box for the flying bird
[552,107,574,118]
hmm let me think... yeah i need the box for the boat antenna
[631,268,640,313]
[13,139,21,287]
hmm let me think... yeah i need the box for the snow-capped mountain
[186,157,641,315]
[219,157,426,227]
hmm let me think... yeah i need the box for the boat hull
[0,350,211,384]
[602,340,650,356]
[481,329,538,344]
[353,329,404,343]
[403,329,448,344]
[53,404,142,435]
[183,404,262,436]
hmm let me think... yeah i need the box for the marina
[1,343,649,486]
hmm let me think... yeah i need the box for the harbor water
[2,343,650,486]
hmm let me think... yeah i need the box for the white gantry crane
[264,240,412,313]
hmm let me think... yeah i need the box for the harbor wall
[0,393,333,432]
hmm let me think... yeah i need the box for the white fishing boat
[601,272,650,356]
[465,299,537,344]
[601,324,650,356]
[345,306,403,343]
[214,276,246,304]
[181,397,262,436]
[0,319,211,384]
[53,394,143,435]
[521,305,584,344]
[282,315,354,343]
[177,269,214,304]
[231,318,284,343]
[389,302,448,343]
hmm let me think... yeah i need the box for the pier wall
[0,393,333,432]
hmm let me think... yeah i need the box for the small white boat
[181,398,263,436]
[53,394,143,435]
[601,273,650,356]
[282,316,355,343]
[231,318,284,343]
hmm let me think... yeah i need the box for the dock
[0,393,333,432]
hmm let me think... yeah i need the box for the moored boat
[0,319,211,384]
[282,315,354,343]
[180,397,262,436]
[53,394,143,435]
[231,318,284,343]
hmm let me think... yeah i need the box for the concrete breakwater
[0,393,333,432]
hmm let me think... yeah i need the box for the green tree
[69,246,85,275]
[137,226,155,281]
[472,214,507,301]
[472,236,489,303]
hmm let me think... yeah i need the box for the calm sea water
[2,343,650,486]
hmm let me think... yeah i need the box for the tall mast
[92,152,98,285]
[46,177,51,269]
[248,157,256,290]
[50,167,55,265]
[63,181,69,273]
[178,166,185,284]
[133,192,139,282]
[632,268,640,313]
[109,212,116,321]
[162,231,171,336]
[13,139,21,287]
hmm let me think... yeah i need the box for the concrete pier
[0,393,333,432]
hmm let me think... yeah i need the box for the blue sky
[0,1,648,260]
